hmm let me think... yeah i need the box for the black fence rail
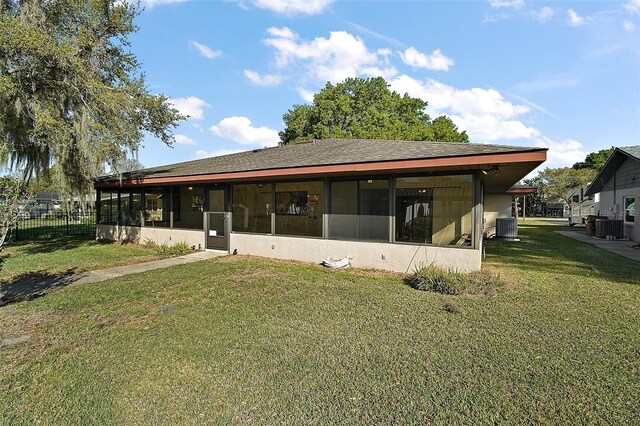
[14,211,96,241]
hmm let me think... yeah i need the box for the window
[275,181,323,237]
[395,175,473,246]
[118,191,143,226]
[173,185,204,229]
[232,183,272,233]
[98,191,118,224]
[329,179,389,241]
[144,187,170,227]
[624,196,636,222]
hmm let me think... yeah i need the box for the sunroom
[95,139,546,272]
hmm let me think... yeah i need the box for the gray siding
[602,157,640,191]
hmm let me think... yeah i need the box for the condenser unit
[595,219,624,239]
[496,218,518,239]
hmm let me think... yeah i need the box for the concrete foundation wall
[230,233,481,273]
[483,194,512,237]
[96,225,205,248]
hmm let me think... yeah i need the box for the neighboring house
[585,146,640,242]
[94,139,546,272]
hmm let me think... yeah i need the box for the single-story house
[585,146,640,241]
[95,139,547,272]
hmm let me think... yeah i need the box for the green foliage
[408,263,505,296]
[279,77,468,144]
[155,240,191,256]
[0,176,31,264]
[170,241,191,256]
[573,147,614,171]
[0,0,184,195]
[536,167,596,204]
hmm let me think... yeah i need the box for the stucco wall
[96,225,206,248]
[483,194,512,237]
[230,233,481,273]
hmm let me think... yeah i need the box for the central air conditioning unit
[595,219,624,239]
[496,218,518,239]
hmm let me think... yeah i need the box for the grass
[1,223,639,424]
[0,235,161,284]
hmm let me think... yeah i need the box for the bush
[170,241,190,256]
[155,241,191,256]
[408,263,505,296]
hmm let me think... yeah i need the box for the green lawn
[0,235,161,284]
[1,223,639,424]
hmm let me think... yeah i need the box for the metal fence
[14,211,96,241]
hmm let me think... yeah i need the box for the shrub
[407,263,505,296]
[155,241,171,256]
[170,241,190,256]
[155,241,191,256]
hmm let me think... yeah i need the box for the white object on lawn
[321,256,352,269]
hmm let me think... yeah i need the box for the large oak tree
[0,0,184,194]
[279,77,468,144]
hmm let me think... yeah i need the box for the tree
[572,147,614,171]
[0,176,31,273]
[0,0,184,195]
[279,77,468,144]
[536,167,596,205]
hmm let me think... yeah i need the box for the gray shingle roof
[584,145,640,196]
[97,138,546,182]
[620,145,640,160]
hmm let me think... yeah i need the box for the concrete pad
[556,231,640,262]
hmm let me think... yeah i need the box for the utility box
[595,219,624,239]
[496,218,518,239]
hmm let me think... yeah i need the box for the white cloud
[347,21,405,48]
[210,116,279,147]
[168,97,211,120]
[488,0,524,9]
[567,9,586,26]
[531,7,554,23]
[399,47,454,71]
[266,26,298,39]
[174,134,196,145]
[244,70,284,86]
[389,75,539,142]
[625,0,640,15]
[623,20,636,32]
[534,137,586,167]
[252,0,333,16]
[191,41,222,59]
[263,29,382,83]
[296,87,315,102]
[140,0,188,8]
[515,71,583,93]
[195,148,244,159]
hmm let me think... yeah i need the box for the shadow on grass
[8,235,108,255]
[486,224,640,285]
[0,268,79,307]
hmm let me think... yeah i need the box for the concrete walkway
[1,250,226,305]
[557,231,640,262]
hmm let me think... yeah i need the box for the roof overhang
[505,186,537,195]
[95,149,546,190]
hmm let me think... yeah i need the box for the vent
[595,219,624,239]
[496,218,518,238]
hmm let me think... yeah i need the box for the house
[584,146,640,241]
[94,139,547,272]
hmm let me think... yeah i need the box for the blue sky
[132,0,640,170]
